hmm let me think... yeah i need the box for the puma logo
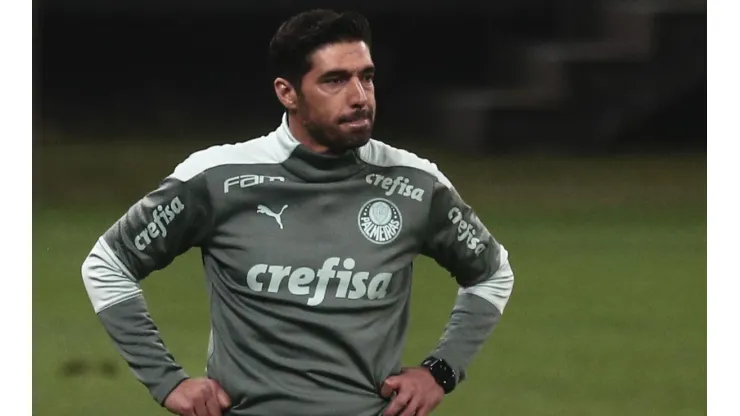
[257,204,288,230]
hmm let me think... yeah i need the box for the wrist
[154,369,190,406]
[420,356,457,394]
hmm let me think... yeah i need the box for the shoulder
[170,132,295,182]
[358,139,453,189]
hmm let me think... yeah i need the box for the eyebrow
[319,65,375,79]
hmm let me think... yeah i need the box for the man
[81,9,514,416]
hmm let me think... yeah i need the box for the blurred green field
[33,142,706,416]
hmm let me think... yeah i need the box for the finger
[399,396,423,416]
[381,376,402,397]
[383,391,412,416]
[204,395,222,416]
[415,403,431,416]
[193,398,210,416]
[418,392,443,416]
[208,380,232,408]
[178,405,196,416]
[380,380,396,399]
[176,402,196,416]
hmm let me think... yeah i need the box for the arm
[80,165,214,405]
[420,177,514,387]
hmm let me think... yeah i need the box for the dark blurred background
[35,0,706,154]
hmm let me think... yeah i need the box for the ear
[274,78,298,111]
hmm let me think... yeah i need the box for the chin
[344,133,371,149]
[328,136,369,154]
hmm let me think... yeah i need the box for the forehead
[308,41,373,73]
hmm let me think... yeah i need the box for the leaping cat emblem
[257,204,288,230]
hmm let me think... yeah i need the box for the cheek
[318,101,344,124]
[315,105,339,125]
[301,98,339,128]
[299,96,321,119]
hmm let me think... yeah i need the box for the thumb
[207,379,232,408]
[380,377,400,398]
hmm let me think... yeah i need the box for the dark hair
[268,9,372,88]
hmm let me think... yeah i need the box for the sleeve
[80,164,214,405]
[420,176,514,384]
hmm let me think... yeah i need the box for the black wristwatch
[421,357,457,394]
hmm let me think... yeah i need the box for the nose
[347,78,368,108]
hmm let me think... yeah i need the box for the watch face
[423,357,456,393]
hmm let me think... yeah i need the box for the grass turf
[33,142,706,415]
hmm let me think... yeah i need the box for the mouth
[342,118,371,129]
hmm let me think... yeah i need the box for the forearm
[81,238,188,405]
[430,292,502,383]
[430,248,515,383]
[99,296,189,404]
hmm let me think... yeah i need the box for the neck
[277,112,366,183]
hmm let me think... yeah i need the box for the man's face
[294,41,376,153]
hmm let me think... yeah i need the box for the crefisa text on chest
[365,173,425,201]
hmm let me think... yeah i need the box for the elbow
[461,270,513,315]
[80,250,94,283]
[81,245,98,296]
[81,252,102,305]
[81,238,142,314]
[459,246,514,314]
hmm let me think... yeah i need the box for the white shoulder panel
[358,139,453,189]
[170,132,297,182]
